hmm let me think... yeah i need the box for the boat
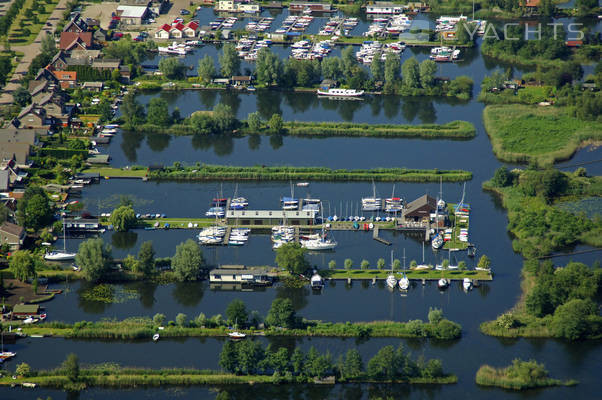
[205,207,225,218]
[463,278,473,291]
[398,273,409,290]
[362,181,382,211]
[385,185,403,214]
[281,181,299,210]
[317,88,365,97]
[152,333,160,341]
[310,272,324,289]
[431,235,444,249]
[23,317,37,324]
[302,238,337,250]
[44,219,76,261]
[297,182,309,187]
[437,278,449,289]
[228,331,246,339]
[386,250,397,289]
[467,245,477,257]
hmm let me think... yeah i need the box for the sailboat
[463,278,473,291]
[302,205,337,250]
[362,180,381,211]
[385,184,403,214]
[386,250,397,289]
[44,220,76,261]
[281,180,299,210]
[0,332,16,361]
[230,183,248,210]
[431,183,444,250]
[398,249,409,290]
[415,241,431,270]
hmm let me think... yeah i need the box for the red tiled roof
[158,23,172,32]
[54,71,77,80]
[172,22,185,31]
[59,32,93,50]
[187,21,199,30]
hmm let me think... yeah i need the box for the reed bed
[475,363,577,390]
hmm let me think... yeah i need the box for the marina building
[402,194,437,222]
[226,209,318,226]
[209,265,273,285]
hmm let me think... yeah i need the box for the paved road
[0,0,69,105]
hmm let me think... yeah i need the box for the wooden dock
[372,226,392,246]
[222,227,232,245]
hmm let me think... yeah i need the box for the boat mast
[403,248,406,271]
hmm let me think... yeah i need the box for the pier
[372,226,392,246]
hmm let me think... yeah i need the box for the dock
[222,226,233,245]
[372,226,391,246]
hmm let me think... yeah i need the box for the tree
[341,46,357,78]
[275,242,309,275]
[492,166,513,187]
[219,43,240,77]
[428,307,444,324]
[328,259,337,270]
[190,112,215,134]
[17,187,53,230]
[146,98,170,126]
[13,86,31,107]
[225,298,248,326]
[109,205,136,232]
[159,57,187,79]
[370,52,384,81]
[153,313,166,326]
[321,57,343,81]
[384,52,401,84]
[137,241,155,277]
[16,362,31,377]
[410,260,417,269]
[9,250,37,282]
[458,261,467,271]
[393,259,401,271]
[402,57,420,88]
[121,94,146,127]
[551,299,597,340]
[367,345,399,380]
[478,255,491,270]
[197,55,215,84]
[344,258,353,271]
[360,259,370,270]
[268,113,283,134]
[212,103,236,132]
[342,349,363,379]
[481,70,506,92]
[62,353,80,382]
[247,111,262,131]
[176,313,188,327]
[377,258,385,271]
[265,298,296,328]
[291,347,305,375]
[76,238,112,282]
[255,48,283,85]
[40,33,56,57]
[219,340,238,373]
[172,239,204,281]
[419,59,437,88]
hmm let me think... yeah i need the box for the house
[29,78,60,103]
[238,3,260,12]
[63,15,88,33]
[53,70,77,89]
[119,65,132,83]
[69,48,101,62]
[231,75,252,86]
[216,0,261,12]
[209,265,273,285]
[402,194,437,222]
[226,209,317,226]
[11,304,40,318]
[216,0,236,11]
[565,40,583,47]
[92,29,109,44]
[320,79,337,90]
[115,5,149,25]
[91,59,121,71]
[0,170,9,192]
[155,24,172,39]
[64,217,100,232]
[523,0,540,7]
[0,221,25,250]
[82,81,104,91]
[0,127,40,146]
[48,51,69,71]
[17,104,50,129]
[59,32,93,51]
[182,21,199,38]
[170,22,185,38]
[366,2,404,14]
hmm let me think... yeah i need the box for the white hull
[317,89,365,97]
[44,252,76,261]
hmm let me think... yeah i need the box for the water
[6,7,602,399]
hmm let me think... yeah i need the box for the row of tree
[219,340,447,382]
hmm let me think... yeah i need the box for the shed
[12,304,40,316]
[82,81,104,91]
[402,194,437,221]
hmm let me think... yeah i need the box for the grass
[83,167,148,178]
[6,0,61,45]
[483,105,602,165]
[476,361,577,390]
[282,120,476,139]
[321,268,492,281]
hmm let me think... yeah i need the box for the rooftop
[116,5,149,18]
[0,221,25,237]
[226,209,318,219]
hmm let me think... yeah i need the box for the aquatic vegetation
[80,284,139,304]
[476,359,577,390]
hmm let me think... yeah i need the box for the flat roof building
[226,209,317,226]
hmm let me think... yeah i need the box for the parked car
[113,32,124,39]
[180,9,190,15]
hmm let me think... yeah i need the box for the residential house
[183,21,199,38]
[37,92,67,119]
[92,29,108,44]
[0,127,40,146]
[0,221,25,251]
[69,48,101,63]
[59,32,93,51]
[29,78,60,103]
[53,70,77,89]
[155,23,172,39]
[82,81,104,92]
[48,51,69,71]
[231,76,252,86]
[63,15,88,33]
[17,104,50,129]
[119,65,132,83]
[170,22,185,38]
[216,1,260,13]
[91,59,121,72]
[401,194,437,222]
[0,143,32,168]
[0,170,9,193]
[116,5,149,25]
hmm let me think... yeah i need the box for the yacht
[205,207,225,218]
[362,181,382,211]
[228,331,246,339]
[431,234,444,249]
[281,197,299,210]
[302,238,337,250]
[398,273,410,290]
[386,274,397,289]
[310,273,324,289]
[230,197,248,210]
[317,88,365,97]
[438,278,449,289]
[44,220,76,261]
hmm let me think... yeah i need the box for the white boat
[23,317,37,324]
[438,278,449,289]
[386,274,397,289]
[297,182,309,187]
[431,235,443,249]
[302,238,337,250]
[398,273,410,290]
[228,331,246,339]
[44,251,76,261]
[152,333,160,341]
[310,273,324,289]
[317,88,365,97]
[463,278,473,291]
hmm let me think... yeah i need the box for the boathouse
[209,265,273,284]
[402,194,437,222]
[63,217,100,232]
[226,209,317,226]
[12,304,40,317]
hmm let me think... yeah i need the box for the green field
[483,105,602,165]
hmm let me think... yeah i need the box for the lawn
[483,105,602,165]
[83,167,148,178]
[7,0,61,45]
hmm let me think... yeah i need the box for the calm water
[5,7,602,399]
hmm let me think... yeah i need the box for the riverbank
[475,360,577,390]
[321,269,492,281]
[83,165,472,183]
[483,105,602,165]
[16,318,461,340]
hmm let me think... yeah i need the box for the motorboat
[302,238,337,250]
[431,235,444,249]
[205,207,225,218]
[438,278,449,289]
[152,333,160,341]
[23,317,37,324]
[463,278,473,291]
[228,331,246,339]
[230,197,248,210]
[297,182,309,187]
[310,273,324,289]
[317,88,365,97]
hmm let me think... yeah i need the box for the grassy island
[476,359,577,390]
[483,105,602,165]
[84,165,472,183]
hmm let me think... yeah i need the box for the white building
[116,5,149,25]
[216,0,260,13]
[366,2,405,14]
